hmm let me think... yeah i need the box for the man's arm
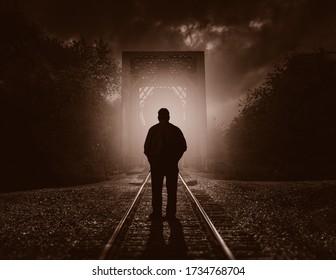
[176,128,187,161]
[144,128,153,163]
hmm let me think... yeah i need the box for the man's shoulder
[147,123,160,134]
[149,122,182,132]
[168,122,182,131]
[149,123,160,130]
[167,123,184,137]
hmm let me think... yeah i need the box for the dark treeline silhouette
[0,4,121,191]
[220,50,336,180]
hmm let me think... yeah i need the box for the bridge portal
[121,51,207,171]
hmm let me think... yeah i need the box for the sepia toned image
[0,0,335,260]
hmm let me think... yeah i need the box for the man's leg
[151,168,164,218]
[165,165,178,218]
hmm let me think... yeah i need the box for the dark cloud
[17,0,336,124]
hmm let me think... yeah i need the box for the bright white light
[140,87,186,127]
[133,85,204,168]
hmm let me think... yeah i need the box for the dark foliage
[0,4,121,191]
[224,50,336,180]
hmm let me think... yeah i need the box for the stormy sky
[19,0,336,125]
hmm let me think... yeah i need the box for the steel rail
[99,172,151,259]
[179,173,235,260]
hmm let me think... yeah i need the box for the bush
[0,4,121,191]
[224,50,336,180]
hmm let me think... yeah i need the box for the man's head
[158,108,170,122]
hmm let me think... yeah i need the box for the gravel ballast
[1,173,335,259]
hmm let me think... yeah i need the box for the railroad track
[99,172,263,260]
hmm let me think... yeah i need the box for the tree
[0,4,121,191]
[224,50,336,179]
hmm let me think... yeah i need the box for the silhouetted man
[144,108,187,220]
